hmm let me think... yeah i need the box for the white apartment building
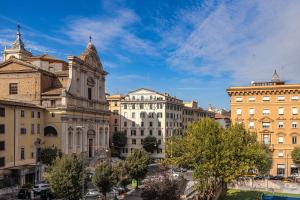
[120,88,183,158]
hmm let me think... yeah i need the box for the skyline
[1,0,300,109]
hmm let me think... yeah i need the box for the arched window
[44,126,58,136]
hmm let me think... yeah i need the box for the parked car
[85,189,100,199]
[270,176,284,180]
[33,183,50,194]
[254,175,264,180]
[17,188,31,199]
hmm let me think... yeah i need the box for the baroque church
[0,26,110,184]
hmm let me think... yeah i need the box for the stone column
[61,122,68,154]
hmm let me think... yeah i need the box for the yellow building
[227,71,300,177]
[107,94,125,136]
[0,27,110,185]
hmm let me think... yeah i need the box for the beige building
[108,88,213,159]
[0,27,110,185]
[183,101,215,130]
[227,71,300,177]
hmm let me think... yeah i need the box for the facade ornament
[271,70,281,82]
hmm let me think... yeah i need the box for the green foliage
[126,149,150,189]
[46,155,85,200]
[111,161,130,188]
[142,136,157,153]
[255,146,273,175]
[141,176,180,200]
[165,118,272,198]
[40,147,62,165]
[112,131,127,156]
[291,147,300,165]
[92,162,116,199]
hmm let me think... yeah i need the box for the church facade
[0,27,110,185]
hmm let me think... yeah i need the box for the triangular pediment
[78,43,103,70]
[0,59,37,73]
[258,116,274,122]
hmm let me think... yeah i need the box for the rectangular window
[278,150,284,157]
[141,129,144,136]
[141,122,144,127]
[114,119,117,124]
[158,121,161,127]
[37,112,41,118]
[0,107,5,117]
[292,108,298,115]
[37,124,40,134]
[88,88,92,100]
[262,122,270,129]
[0,157,5,167]
[20,128,26,134]
[292,96,299,101]
[124,121,127,127]
[292,136,297,144]
[248,97,255,102]
[249,108,255,115]
[0,141,5,151]
[21,110,25,117]
[235,97,243,102]
[0,125,5,134]
[149,122,153,127]
[31,124,35,134]
[50,100,56,107]
[149,130,153,136]
[277,96,285,101]
[124,104,127,109]
[278,136,284,144]
[263,96,270,101]
[278,121,284,128]
[20,147,25,160]
[263,109,270,116]
[236,109,242,115]
[131,130,136,136]
[132,122,135,127]
[114,101,118,106]
[158,130,162,136]
[132,112,135,118]
[132,104,135,109]
[292,122,298,128]
[140,103,144,109]
[31,111,34,118]
[9,83,18,95]
[249,121,254,129]
[278,108,284,115]
[132,139,136,145]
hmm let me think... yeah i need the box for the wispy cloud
[163,0,300,83]
[64,8,158,57]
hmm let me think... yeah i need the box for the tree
[93,162,116,200]
[141,176,180,200]
[165,118,271,199]
[292,147,300,165]
[255,146,273,175]
[111,161,130,189]
[40,147,62,165]
[112,131,127,156]
[143,136,157,153]
[45,155,85,200]
[126,149,150,189]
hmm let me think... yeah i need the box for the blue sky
[1,0,300,109]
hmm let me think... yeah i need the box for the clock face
[87,76,95,87]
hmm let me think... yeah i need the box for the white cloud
[165,0,300,83]
[64,8,157,56]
